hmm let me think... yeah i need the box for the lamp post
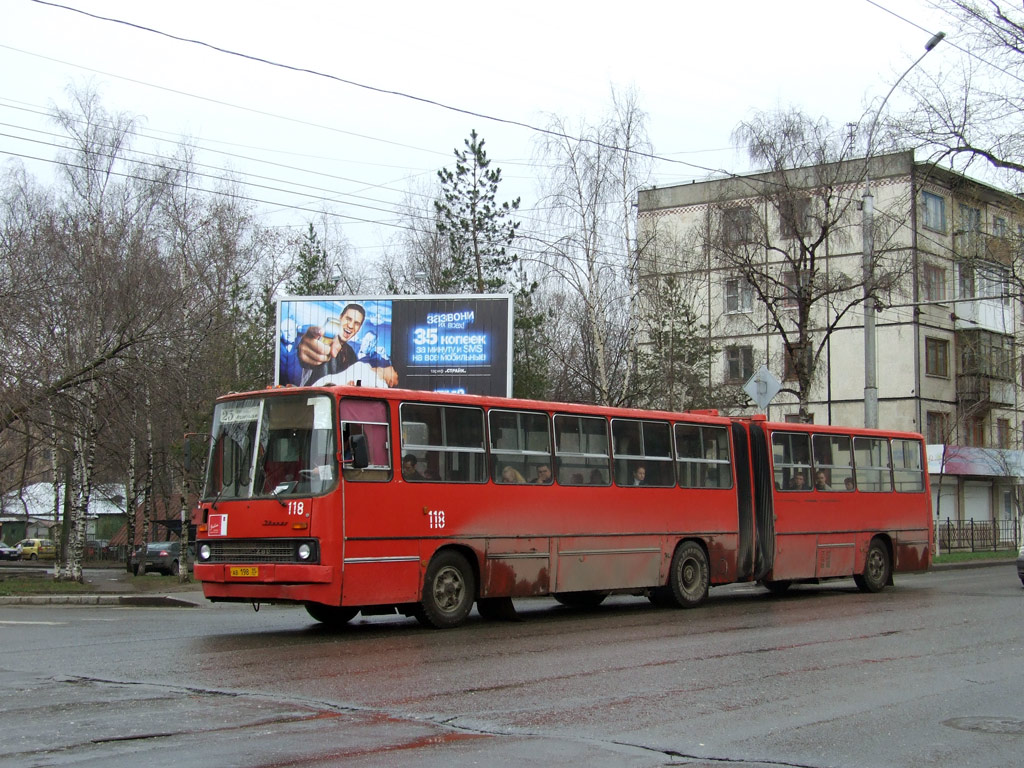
[863,30,945,429]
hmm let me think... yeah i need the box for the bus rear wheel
[667,541,709,608]
[854,538,891,593]
[305,603,358,627]
[414,550,476,629]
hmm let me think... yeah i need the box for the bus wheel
[854,538,891,593]
[668,541,709,608]
[305,603,358,627]
[553,590,607,609]
[415,551,476,629]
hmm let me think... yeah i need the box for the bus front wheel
[854,538,891,593]
[667,541,710,608]
[305,603,358,627]
[415,550,476,629]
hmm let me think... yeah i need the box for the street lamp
[863,30,945,429]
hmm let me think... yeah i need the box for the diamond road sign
[743,365,782,411]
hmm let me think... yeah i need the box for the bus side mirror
[350,434,369,469]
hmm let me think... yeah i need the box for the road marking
[0,620,67,626]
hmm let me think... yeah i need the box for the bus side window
[612,418,674,487]
[891,438,924,492]
[854,436,893,492]
[675,424,732,489]
[812,433,854,492]
[772,432,811,491]
[488,409,552,484]
[401,403,487,483]
[554,414,609,486]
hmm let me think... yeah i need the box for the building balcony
[956,374,1016,407]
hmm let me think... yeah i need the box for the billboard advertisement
[277,294,512,397]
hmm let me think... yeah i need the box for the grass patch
[0,576,93,596]
[934,549,1017,564]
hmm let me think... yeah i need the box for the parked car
[1017,539,1024,586]
[16,538,56,560]
[0,542,20,560]
[134,541,183,576]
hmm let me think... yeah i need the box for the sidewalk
[0,565,206,607]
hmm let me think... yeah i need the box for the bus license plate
[230,566,259,578]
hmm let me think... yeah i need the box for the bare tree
[534,88,651,407]
[379,181,451,294]
[899,1,1024,184]
[698,109,912,421]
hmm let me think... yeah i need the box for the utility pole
[862,30,945,428]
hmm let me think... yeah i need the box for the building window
[993,216,1007,238]
[963,262,1009,303]
[782,270,800,309]
[926,411,949,444]
[722,206,753,245]
[922,191,946,232]
[959,263,975,299]
[725,345,754,383]
[783,343,804,382]
[925,337,949,377]
[965,416,986,447]
[725,277,754,314]
[996,418,1011,449]
[922,263,947,302]
[958,203,983,257]
[978,264,1009,305]
[779,197,810,238]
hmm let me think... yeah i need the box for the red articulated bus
[193,385,932,628]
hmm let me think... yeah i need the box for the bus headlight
[199,544,211,561]
[297,543,312,560]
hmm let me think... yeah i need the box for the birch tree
[534,88,651,407]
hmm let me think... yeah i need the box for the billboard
[276,294,512,397]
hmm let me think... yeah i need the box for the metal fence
[935,517,1021,553]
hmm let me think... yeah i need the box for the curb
[0,593,202,607]
[930,558,1016,571]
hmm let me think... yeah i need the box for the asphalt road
[1,564,1021,767]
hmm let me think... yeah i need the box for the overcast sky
[2,0,954,257]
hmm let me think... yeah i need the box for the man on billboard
[287,303,398,388]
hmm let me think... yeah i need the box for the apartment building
[637,150,1024,524]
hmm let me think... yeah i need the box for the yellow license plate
[230,566,259,578]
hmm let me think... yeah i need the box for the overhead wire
[9,0,998,283]
[26,0,732,179]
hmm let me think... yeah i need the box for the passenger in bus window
[500,465,526,484]
[814,470,831,491]
[530,464,552,484]
[589,469,605,485]
[632,465,647,486]
[402,454,425,481]
[844,477,855,491]
[788,472,808,490]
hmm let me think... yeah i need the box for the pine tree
[286,223,336,296]
[435,130,520,293]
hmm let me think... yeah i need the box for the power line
[28,0,731,179]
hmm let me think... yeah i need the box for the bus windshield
[203,394,337,500]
